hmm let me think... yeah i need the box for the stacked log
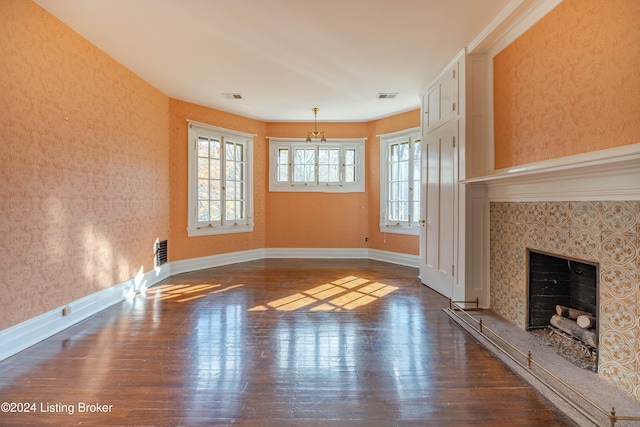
[550,315,597,347]
[555,305,590,320]
[576,314,597,329]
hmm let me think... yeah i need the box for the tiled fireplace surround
[490,200,640,400]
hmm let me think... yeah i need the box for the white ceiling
[34,0,513,122]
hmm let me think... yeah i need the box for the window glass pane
[399,142,409,160]
[318,165,328,183]
[226,142,235,161]
[304,149,315,165]
[391,144,399,162]
[329,149,339,163]
[198,201,209,222]
[198,179,209,200]
[198,158,209,179]
[399,201,409,221]
[210,161,220,180]
[345,149,356,165]
[399,162,409,181]
[400,183,409,201]
[211,139,221,159]
[277,165,288,182]
[294,148,315,183]
[389,201,398,221]
[305,165,315,182]
[345,166,355,182]
[391,163,399,181]
[329,165,339,182]
[226,183,235,200]
[198,138,209,157]
[391,182,399,200]
[211,202,220,221]
[226,200,237,220]
[278,148,288,163]
[319,149,328,164]
[210,181,220,200]
[318,148,339,183]
[226,160,235,181]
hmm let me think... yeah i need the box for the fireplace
[527,249,599,369]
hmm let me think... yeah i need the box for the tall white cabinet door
[420,121,456,298]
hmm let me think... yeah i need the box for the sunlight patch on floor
[249,276,398,312]
[142,283,244,302]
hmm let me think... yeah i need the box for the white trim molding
[464,143,640,202]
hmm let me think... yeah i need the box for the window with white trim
[187,121,254,236]
[269,138,365,192]
[380,128,421,235]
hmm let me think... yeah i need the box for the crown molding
[467,0,563,57]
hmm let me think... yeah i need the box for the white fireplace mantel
[463,143,640,202]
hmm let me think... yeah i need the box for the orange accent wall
[368,110,421,256]
[494,0,640,169]
[264,122,370,249]
[168,99,267,260]
[0,0,170,330]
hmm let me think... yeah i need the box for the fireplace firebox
[527,250,599,370]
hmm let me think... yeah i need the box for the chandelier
[306,107,326,143]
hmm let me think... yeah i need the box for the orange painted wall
[368,110,421,256]
[168,100,267,261]
[494,0,640,169]
[264,122,370,248]
[0,0,170,330]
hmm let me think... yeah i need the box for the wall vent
[377,93,398,99]
[156,240,168,266]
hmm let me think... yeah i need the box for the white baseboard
[265,247,369,259]
[170,248,266,275]
[0,248,415,362]
[368,249,419,268]
[0,264,170,362]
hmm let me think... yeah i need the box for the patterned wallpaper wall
[490,201,640,399]
[493,0,640,169]
[0,1,170,330]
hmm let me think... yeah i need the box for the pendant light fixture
[306,107,326,143]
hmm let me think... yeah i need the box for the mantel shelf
[462,143,640,202]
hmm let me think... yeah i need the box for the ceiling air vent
[222,93,243,99]
[377,93,398,99]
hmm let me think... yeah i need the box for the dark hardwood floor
[0,259,576,426]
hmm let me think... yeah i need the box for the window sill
[187,224,254,237]
[379,225,420,236]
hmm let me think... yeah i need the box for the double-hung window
[269,138,365,192]
[187,121,254,236]
[380,128,421,235]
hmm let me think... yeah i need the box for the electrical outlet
[62,305,71,316]
[365,236,368,242]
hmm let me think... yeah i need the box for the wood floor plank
[0,259,576,426]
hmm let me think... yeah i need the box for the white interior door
[420,121,456,298]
